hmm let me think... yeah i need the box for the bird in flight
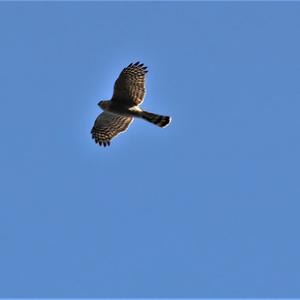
[91,62,171,147]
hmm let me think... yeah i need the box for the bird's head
[98,100,110,110]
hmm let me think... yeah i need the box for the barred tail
[140,110,171,128]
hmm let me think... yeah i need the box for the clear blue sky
[0,1,300,298]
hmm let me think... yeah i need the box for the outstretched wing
[91,112,133,147]
[112,61,148,106]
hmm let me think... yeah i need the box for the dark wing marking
[91,112,133,147]
[112,61,148,106]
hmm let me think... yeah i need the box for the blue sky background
[1,1,300,298]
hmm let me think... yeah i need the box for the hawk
[91,62,171,147]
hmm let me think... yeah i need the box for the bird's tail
[140,110,171,128]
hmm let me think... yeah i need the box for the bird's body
[99,100,143,117]
[91,62,171,147]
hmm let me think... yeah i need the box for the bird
[91,61,171,147]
